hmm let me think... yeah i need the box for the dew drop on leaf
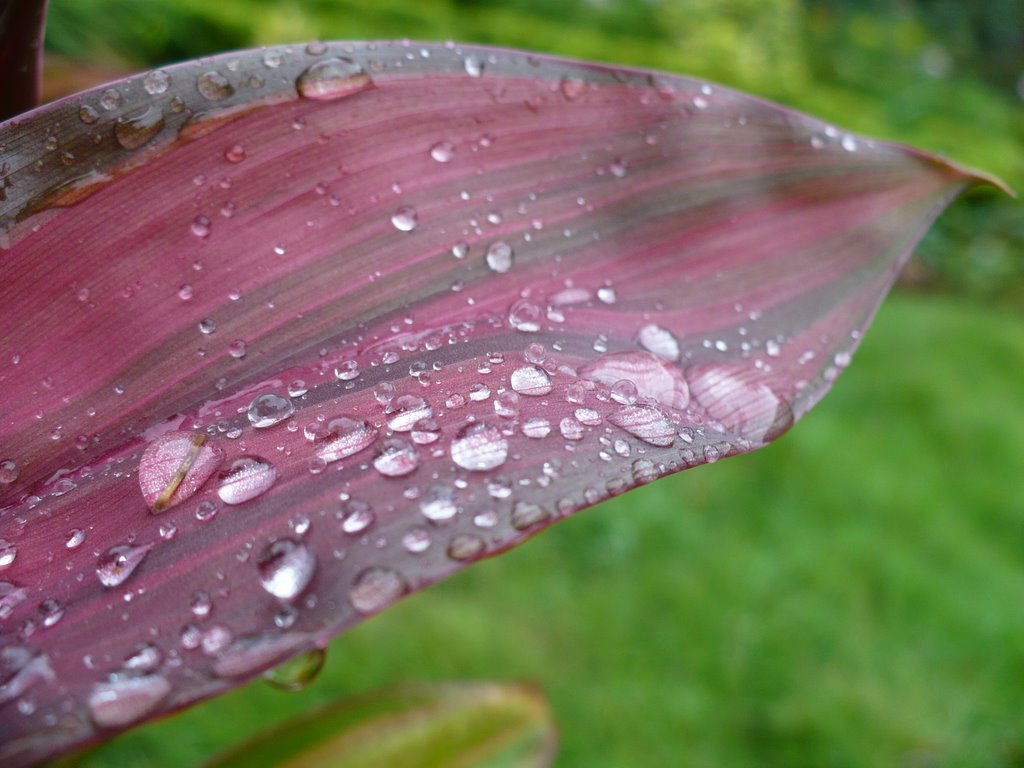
[510,365,552,396]
[262,648,325,692]
[114,105,165,150]
[349,567,406,614]
[372,438,420,477]
[257,539,316,602]
[247,392,295,428]
[296,57,373,100]
[391,206,418,232]
[197,71,233,101]
[96,543,154,588]
[450,422,508,472]
[88,674,171,728]
[314,416,377,464]
[216,457,278,505]
[485,241,514,273]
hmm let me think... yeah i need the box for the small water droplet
[636,324,680,362]
[339,499,375,534]
[559,417,584,441]
[191,215,211,238]
[385,395,432,432]
[224,143,246,163]
[78,104,99,124]
[522,417,551,439]
[464,55,484,77]
[198,318,217,335]
[508,299,542,333]
[114,105,164,150]
[65,529,86,549]
[88,674,171,728]
[597,286,617,304]
[402,527,432,553]
[217,456,278,505]
[143,69,171,95]
[560,76,585,100]
[263,50,283,68]
[510,365,552,396]
[0,460,19,485]
[420,483,458,522]
[609,158,628,178]
[124,643,163,673]
[511,501,549,530]
[197,71,233,101]
[310,416,376,464]
[391,206,418,232]
[296,57,372,100]
[485,241,514,273]
[263,648,325,691]
[227,339,247,359]
[96,543,154,588]
[430,140,455,162]
[447,534,484,561]
[373,438,420,477]
[450,422,508,472]
[99,88,122,110]
[257,539,316,602]
[349,567,406,614]
[248,392,295,428]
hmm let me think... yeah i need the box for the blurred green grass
[39,1,1024,765]
[72,295,1024,767]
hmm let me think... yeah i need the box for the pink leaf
[0,42,1000,765]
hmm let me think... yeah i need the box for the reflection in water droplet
[315,416,377,463]
[263,648,325,692]
[217,456,278,505]
[296,58,373,100]
[464,55,484,77]
[350,567,406,614]
[258,539,316,602]
[96,543,154,588]
[88,674,171,728]
[450,422,508,472]
[391,206,418,232]
[607,405,676,447]
[510,365,552,396]
[247,392,295,428]
[114,105,165,150]
[508,299,542,333]
[373,438,420,477]
[197,71,233,100]
[485,241,514,273]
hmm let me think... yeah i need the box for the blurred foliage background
[40,1,1024,767]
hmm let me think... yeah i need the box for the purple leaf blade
[0,43,997,765]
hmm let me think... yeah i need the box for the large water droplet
[579,351,689,410]
[521,417,551,439]
[0,581,27,619]
[607,405,676,447]
[197,71,233,101]
[296,57,372,100]
[385,395,432,432]
[636,324,681,362]
[263,648,325,691]
[217,456,278,505]
[257,539,316,602]
[0,649,54,704]
[510,365,552,396]
[96,543,154,588]
[450,422,508,472]
[508,299,542,333]
[313,416,377,464]
[139,431,225,512]
[686,363,792,443]
[143,69,171,95]
[349,567,406,614]
[114,105,165,150]
[447,534,484,561]
[485,241,514,273]
[247,392,295,428]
